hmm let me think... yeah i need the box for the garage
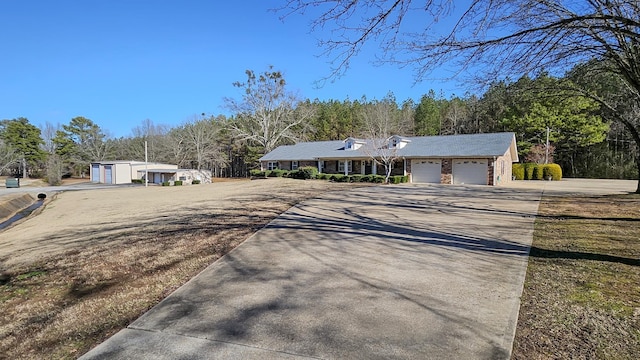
[411,159,441,183]
[104,166,113,184]
[91,164,100,182]
[453,159,488,185]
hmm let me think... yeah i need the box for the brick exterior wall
[261,153,513,186]
[493,149,513,185]
[441,159,452,184]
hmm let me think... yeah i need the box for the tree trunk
[617,121,640,193]
[636,155,640,194]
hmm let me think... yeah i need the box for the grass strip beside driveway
[513,194,640,359]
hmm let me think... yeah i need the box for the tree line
[0,61,636,185]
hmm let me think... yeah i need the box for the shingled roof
[259,132,518,162]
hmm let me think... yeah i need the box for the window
[291,161,299,170]
[338,160,352,173]
[267,161,278,170]
[345,141,352,150]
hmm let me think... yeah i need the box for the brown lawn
[0,178,367,359]
[512,194,640,359]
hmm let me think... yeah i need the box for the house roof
[259,132,518,162]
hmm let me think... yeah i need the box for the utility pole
[545,127,550,164]
[145,140,148,187]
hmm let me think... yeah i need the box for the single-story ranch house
[259,132,519,186]
[90,161,212,185]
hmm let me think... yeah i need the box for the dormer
[344,137,365,150]
[388,135,411,149]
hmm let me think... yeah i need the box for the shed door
[104,166,113,184]
[453,159,487,185]
[91,165,100,182]
[411,160,441,183]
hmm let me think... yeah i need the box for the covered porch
[317,158,407,177]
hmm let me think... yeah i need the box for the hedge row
[512,163,563,181]
[250,167,409,184]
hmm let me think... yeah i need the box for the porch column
[403,158,407,176]
[372,161,377,175]
[361,160,366,175]
[344,160,348,176]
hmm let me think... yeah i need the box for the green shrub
[316,173,329,180]
[267,169,288,178]
[372,175,385,183]
[291,166,319,180]
[131,179,144,184]
[543,163,563,180]
[250,169,266,177]
[192,179,201,184]
[174,180,183,186]
[512,164,525,180]
[523,163,536,180]
[348,175,362,183]
[532,165,545,180]
[162,181,170,186]
[329,174,345,182]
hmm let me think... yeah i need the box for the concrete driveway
[80,183,550,359]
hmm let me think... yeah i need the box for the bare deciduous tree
[359,96,413,182]
[0,139,20,175]
[225,66,315,154]
[180,115,227,170]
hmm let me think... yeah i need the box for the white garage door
[453,159,488,185]
[411,159,441,183]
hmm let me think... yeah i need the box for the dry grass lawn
[513,194,640,359]
[0,179,367,359]
[3,178,639,359]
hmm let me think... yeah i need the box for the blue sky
[1,1,463,137]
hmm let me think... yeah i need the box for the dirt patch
[512,194,640,359]
[0,178,369,359]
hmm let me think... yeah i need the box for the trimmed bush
[512,164,525,180]
[267,169,288,178]
[349,175,363,183]
[543,163,563,180]
[162,181,170,186]
[174,180,183,186]
[523,163,537,180]
[372,175,385,183]
[192,179,201,184]
[532,165,545,180]
[250,169,266,177]
[131,179,144,184]
[316,173,329,180]
[291,166,319,180]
